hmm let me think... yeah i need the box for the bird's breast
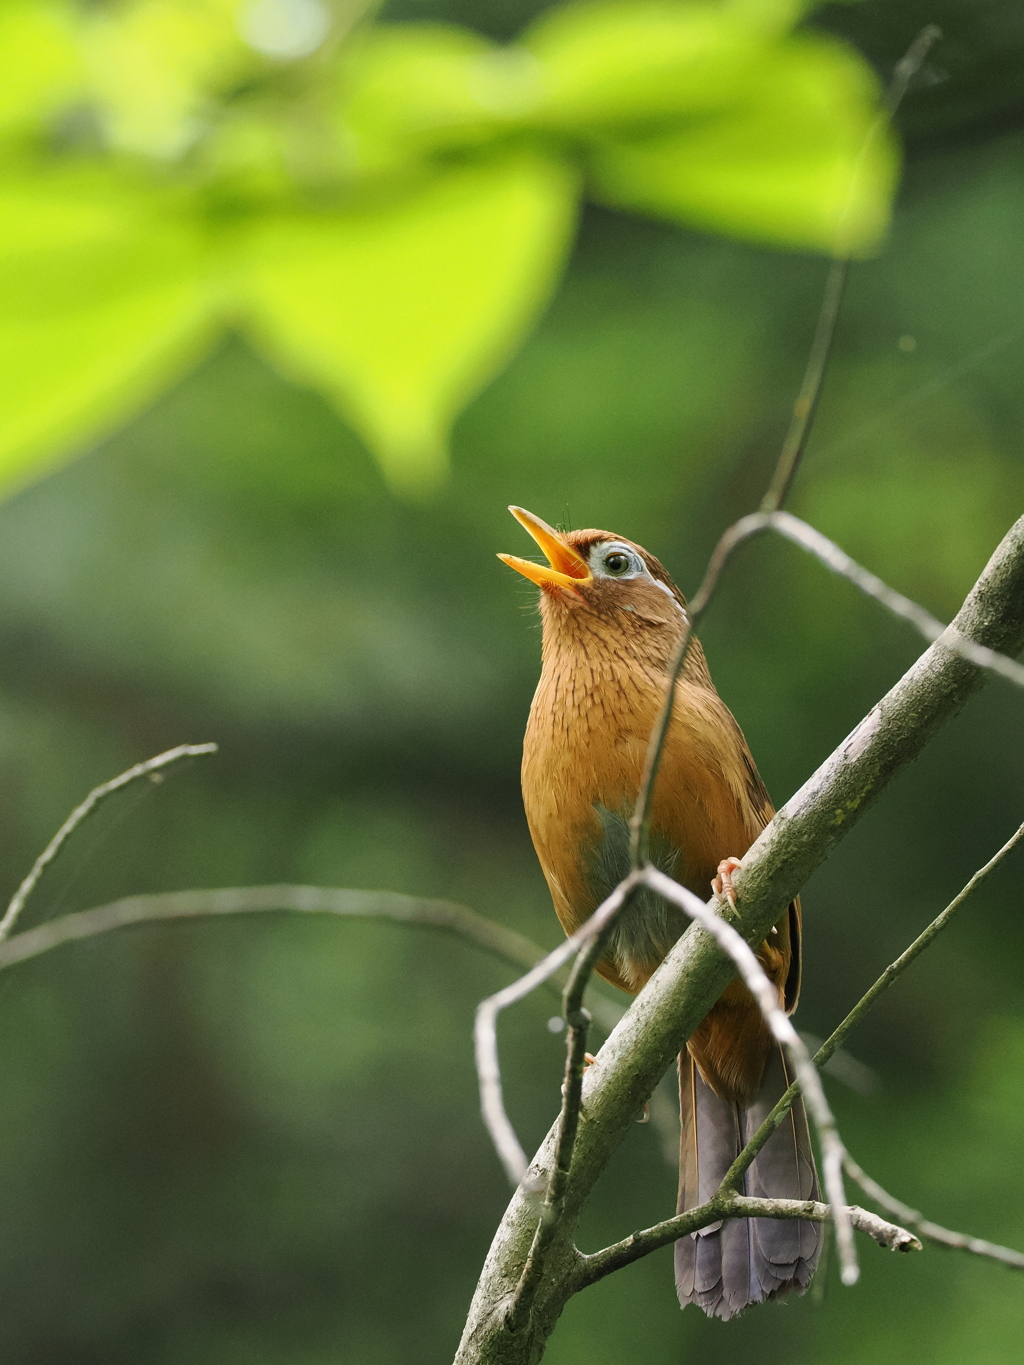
[522,643,761,991]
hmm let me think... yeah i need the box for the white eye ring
[593,543,642,579]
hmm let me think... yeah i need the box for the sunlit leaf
[589,33,896,255]
[0,1,82,135]
[80,0,256,158]
[0,169,216,494]
[333,24,540,173]
[239,152,579,493]
[523,0,769,132]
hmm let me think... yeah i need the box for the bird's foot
[712,856,743,908]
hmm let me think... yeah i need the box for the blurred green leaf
[238,151,578,493]
[0,0,900,499]
[334,23,538,173]
[523,0,769,131]
[0,1,81,135]
[589,32,896,254]
[80,0,257,158]
[0,168,216,494]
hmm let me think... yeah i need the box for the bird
[499,504,820,1320]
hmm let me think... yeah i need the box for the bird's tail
[675,1048,821,1320]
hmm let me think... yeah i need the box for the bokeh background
[1,1,1024,1363]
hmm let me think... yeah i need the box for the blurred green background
[1,2,1024,1363]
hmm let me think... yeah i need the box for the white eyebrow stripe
[649,576,689,618]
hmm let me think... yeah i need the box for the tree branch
[578,1195,920,1288]
[0,883,549,974]
[474,872,644,1187]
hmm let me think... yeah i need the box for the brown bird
[499,505,820,1320]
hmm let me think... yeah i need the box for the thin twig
[721,817,1024,1192]
[843,1153,1024,1270]
[0,744,219,945]
[550,920,620,1205]
[760,24,942,511]
[0,879,645,1180]
[0,881,631,1027]
[769,513,1024,688]
[760,258,849,513]
[642,867,858,1286]
[884,25,943,115]
[577,1194,918,1288]
[0,884,556,978]
[474,872,645,1187]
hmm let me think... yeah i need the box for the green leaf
[0,1,82,136]
[589,33,897,256]
[238,151,579,494]
[334,24,534,173]
[0,168,216,494]
[523,0,770,132]
[80,0,257,158]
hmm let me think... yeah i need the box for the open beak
[497,506,592,593]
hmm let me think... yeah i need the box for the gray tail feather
[675,1049,821,1320]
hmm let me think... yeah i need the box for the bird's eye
[603,551,632,576]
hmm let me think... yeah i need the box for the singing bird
[499,506,820,1320]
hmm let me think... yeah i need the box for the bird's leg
[712,856,744,908]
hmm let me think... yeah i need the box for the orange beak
[497,506,592,593]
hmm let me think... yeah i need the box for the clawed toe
[712,856,743,908]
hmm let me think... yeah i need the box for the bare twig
[761,24,942,510]
[0,744,219,945]
[0,878,642,1187]
[723,817,1024,1191]
[884,25,943,115]
[626,505,1024,871]
[769,512,1024,688]
[642,867,857,1286]
[474,872,644,1186]
[0,882,555,978]
[0,880,633,1028]
[760,258,849,513]
[578,1195,919,1287]
[843,1153,1024,1270]
[550,922,617,1205]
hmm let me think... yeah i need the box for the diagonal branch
[577,1195,920,1288]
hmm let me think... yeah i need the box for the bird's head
[498,506,691,658]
